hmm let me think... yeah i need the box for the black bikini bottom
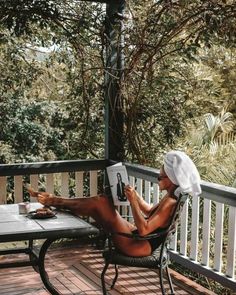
[132,230,166,252]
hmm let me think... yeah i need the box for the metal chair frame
[101,193,188,295]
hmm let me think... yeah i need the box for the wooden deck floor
[0,241,215,295]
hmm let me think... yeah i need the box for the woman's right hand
[124,185,137,203]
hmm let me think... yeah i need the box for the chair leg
[101,262,109,295]
[110,264,118,289]
[166,267,175,295]
[159,267,166,295]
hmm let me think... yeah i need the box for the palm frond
[178,109,236,187]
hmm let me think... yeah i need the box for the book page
[106,163,129,206]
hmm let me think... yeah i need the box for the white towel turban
[163,150,202,197]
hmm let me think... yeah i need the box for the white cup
[18,202,30,214]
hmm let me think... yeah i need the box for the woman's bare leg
[30,190,152,256]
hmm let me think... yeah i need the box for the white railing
[0,159,235,291]
[0,159,107,204]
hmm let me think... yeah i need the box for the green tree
[0,0,235,167]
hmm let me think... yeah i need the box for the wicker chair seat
[103,246,167,268]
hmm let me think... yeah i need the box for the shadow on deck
[0,242,216,295]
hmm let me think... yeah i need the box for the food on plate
[28,206,56,219]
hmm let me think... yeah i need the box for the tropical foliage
[177,109,236,185]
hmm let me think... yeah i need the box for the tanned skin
[27,167,178,257]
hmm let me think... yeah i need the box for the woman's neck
[166,184,179,198]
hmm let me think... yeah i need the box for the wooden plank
[75,262,121,295]
[190,195,199,261]
[75,171,84,198]
[65,268,98,292]
[226,206,236,278]
[144,180,151,204]
[214,202,224,272]
[128,176,135,221]
[136,178,143,198]
[46,173,54,194]
[129,176,135,187]
[152,183,159,205]
[0,159,107,177]
[30,174,39,202]
[90,171,98,196]
[202,198,211,266]
[0,176,7,204]
[180,199,188,256]
[61,172,69,198]
[14,175,23,203]
[170,224,178,251]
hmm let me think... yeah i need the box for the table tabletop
[0,203,99,242]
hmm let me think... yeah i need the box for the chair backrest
[154,193,189,261]
[165,193,188,239]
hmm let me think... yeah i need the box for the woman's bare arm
[125,185,176,236]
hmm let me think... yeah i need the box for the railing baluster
[144,180,151,204]
[202,198,211,266]
[75,171,84,197]
[214,202,224,272]
[128,176,135,221]
[0,176,7,204]
[87,171,98,223]
[190,195,199,261]
[180,199,188,256]
[136,178,142,198]
[46,174,54,194]
[170,223,178,251]
[61,172,69,198]
[152,183,159,205]
[129,176,135,187]
[226,206,236,279]
[29,175,39,202]
[90,171,98,196]
[14,175,23,203]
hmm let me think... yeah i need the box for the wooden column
[104,0,125,161]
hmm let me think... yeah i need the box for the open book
[106,163,129,206]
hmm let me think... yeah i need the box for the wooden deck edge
[169,268,217,295]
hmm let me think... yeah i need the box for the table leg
[38,239,60,295]
[28,239,39,273]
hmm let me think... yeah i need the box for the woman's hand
[124,185,137,203]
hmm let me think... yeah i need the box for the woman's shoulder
[161,195,177,209]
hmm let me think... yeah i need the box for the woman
[28,150,201,257]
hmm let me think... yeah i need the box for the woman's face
[158,167,174,191]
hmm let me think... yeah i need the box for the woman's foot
[37,193,55,206]
[26,185,56,206]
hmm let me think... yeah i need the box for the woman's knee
[97,194,113,206]
[94,194,116,217]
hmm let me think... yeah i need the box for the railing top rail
[0,159,235,206]
[201,180,236,206]
[0,159,108,176]
[124,162,159,182]
[124,162,236,207]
